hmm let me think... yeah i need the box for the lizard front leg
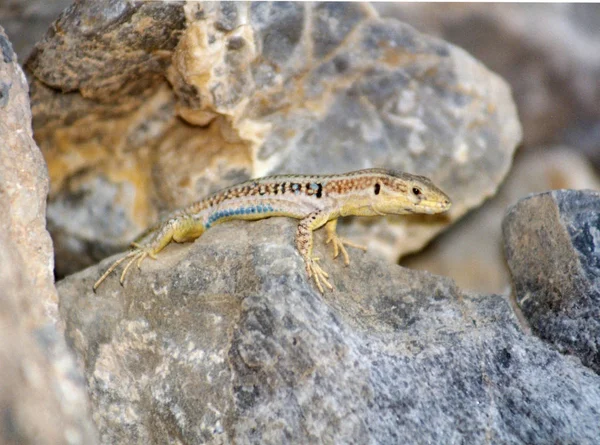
[296,210,332,293]
[324,219,367,266]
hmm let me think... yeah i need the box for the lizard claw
[93,245,155,291]
[325,233,367,266]
[305,257,333,293]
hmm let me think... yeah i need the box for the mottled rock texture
[403,148,600,293]
[504,190,600,375]
[26,1,521,277]
[0,27,98,445]
[375,3,600,161]
[59,218,600,445]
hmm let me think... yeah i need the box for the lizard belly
[202,196,328,228]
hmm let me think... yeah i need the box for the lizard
[93,168,451,293]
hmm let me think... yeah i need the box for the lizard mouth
[419,199,452,214]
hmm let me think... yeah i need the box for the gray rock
[0,0,72,62]
[375,3,600,160]
[503,189,600,374]
[59,218,600,444]
[27,1,521,276]
[0,26,98,445]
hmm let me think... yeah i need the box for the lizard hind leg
[93,218,181,291]
[93,246,154,291]
[119,250,144,285]
[93,249,140,291]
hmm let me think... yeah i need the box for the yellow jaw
[371,182,451,216]
[413,198,452,214]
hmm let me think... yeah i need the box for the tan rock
[1,25,56,328]
[0,27,98,445]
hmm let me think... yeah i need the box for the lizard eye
[374,183,381,195]
[412,187,422,196]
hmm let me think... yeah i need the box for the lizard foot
[325,233,367,266]
[305,257,333,293]
[93,245,156,291]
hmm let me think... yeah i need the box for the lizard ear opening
[374,183,381,195]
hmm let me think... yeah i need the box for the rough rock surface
[27,1,521,277]
[402,148,600,293]
[0,25,57,324]
[375,3,600,159]
[59,218,600,445]
[503,190,600,375]
[0,27,98,445]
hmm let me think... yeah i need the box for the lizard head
[369,170,452,216]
